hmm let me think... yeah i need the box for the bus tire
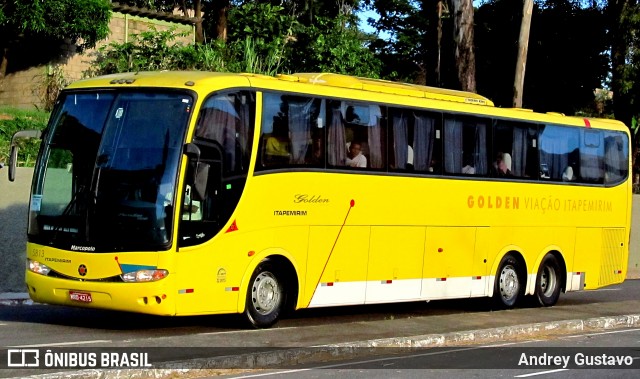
[534,254,561,307]
[244,261,285,328]
[493,254,524,309]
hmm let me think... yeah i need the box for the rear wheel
[534,254,561,306]
[244,261,285,328]
[494,254,524,309]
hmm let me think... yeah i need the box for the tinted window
[258,93,323,169]
[492,120,538,179]
[604,131,629,185]
[443,114,489,176]
[539,125,580,182]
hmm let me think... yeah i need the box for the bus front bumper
[25,270,176,316]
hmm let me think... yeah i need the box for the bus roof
[65,71,628,132]
[67,71,492,106]
[276,73,495,107]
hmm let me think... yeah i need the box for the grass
[0,107,50,166]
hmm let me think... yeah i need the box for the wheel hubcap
[252,272,280,315]
[540,265,557,297]
[500,265,519,300]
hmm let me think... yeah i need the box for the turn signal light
[121,269,169,282]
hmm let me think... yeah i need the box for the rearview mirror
[8,130,42,182]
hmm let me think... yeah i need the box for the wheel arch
[236,248,301,314]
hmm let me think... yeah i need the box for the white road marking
[11,340,111,348]
[514,369,570,377]
[228,346,483,378]
[197,326,299,336]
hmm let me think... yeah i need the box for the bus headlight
[27,259,51,276]
[121,269,169,282]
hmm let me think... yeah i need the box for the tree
[475,0,608,114]
[607,0,639,127]
[426,0,446,86]
[366,0,434,83]
[287,14,381,77]
[0,0,111,79]
[513,0,533,108]
[452,0,476,92]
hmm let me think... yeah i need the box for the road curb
[20,312,640,379]
[0,292,31,306]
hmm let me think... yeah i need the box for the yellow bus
[11,71,631,328]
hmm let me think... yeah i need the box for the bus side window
[492,121,538,179]
[539,125,580,182]
[443,114,488,176]
[579,129,604,184]
[259,94,323,169]
[329,101,385,170]
[604,131,629,185]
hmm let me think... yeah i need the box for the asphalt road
[229,328,640,378]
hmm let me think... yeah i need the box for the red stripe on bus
[583,118,591,128]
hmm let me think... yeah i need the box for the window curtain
[195,97,238,173]
[413,114,434,171]
[473,123,488,175]
[368,105,383,169]
[393,114,408,169]
[288,100,314,164]
[444,118,463,173]
[511,127,528,177]
[328,108,346,166]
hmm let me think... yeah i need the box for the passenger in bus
[462,153,475,174]
[264,118,291,164]
[494,152,512,177]
[306,135,324,165]
[346,141,367,168]
[562,165,575,181]
[429,158,441,174]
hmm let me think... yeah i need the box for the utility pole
[513,0,534,108]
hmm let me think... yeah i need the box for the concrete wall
[0,12,194,109]
[1,168,639,293]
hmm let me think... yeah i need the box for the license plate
[69,291,92,303]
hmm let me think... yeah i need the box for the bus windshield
[28,91,193,252]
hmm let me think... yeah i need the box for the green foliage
[226,2,297,74]
[85,2,380,79]
[1,0,111,51]
[287,15,381,77]
[0,108,50,167]
[85,27,227,76]
[365,0,429,81]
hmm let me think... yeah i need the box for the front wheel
[244,261,285,328]
[493,254,524,309]
[534,254,561,307]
